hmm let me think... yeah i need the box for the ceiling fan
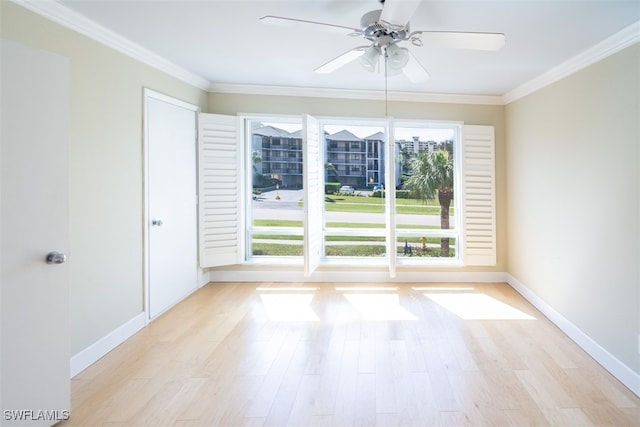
[260,0,505,84]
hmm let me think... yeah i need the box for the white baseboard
[506,274,640,398]
[198,267,209,288]
[209,268,508,283]
[70,312,147,378]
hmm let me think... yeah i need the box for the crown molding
[11,0,211,91]
[502,19,640,104]
[14,1,637,107]
[208,83,505,106]
[15,0,500,105]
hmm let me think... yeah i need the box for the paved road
[253,189,454,226]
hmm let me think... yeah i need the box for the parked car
[339,185,355,194]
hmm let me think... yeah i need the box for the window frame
[392,120,464,267]
[232,113,495,271]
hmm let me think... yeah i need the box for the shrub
[371,189,410,198]
[325,182,341,194]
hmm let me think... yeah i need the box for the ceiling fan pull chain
[384,50,389,118]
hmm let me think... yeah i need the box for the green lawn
[320,195,454,215]
[254,219,448,230]
[252,219,455,245]
[252,198,456,256]
[251,243,454,257]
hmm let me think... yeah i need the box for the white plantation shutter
[198,113,242,268]
[303,114,322,277]
[462,125,496,266]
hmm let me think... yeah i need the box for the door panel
[145,92,198,319]
[1,39,70,425]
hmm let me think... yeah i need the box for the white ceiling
[56,0,640,98]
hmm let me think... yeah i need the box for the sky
[262,122,456,142]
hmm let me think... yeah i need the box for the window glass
[395,124,459,260]
[324,122,387,259]
[245,117,461,263]
[249,119,303,258]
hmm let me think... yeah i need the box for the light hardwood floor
[62,282,640,426]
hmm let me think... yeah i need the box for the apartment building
[252,126,389,189]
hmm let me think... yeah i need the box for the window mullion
[385,118,397,278]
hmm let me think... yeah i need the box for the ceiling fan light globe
[358,46,380,72]
[386,44,410,70]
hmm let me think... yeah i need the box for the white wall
[505,43,640,375]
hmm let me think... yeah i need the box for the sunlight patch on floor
[343,293,418,321]
[259,293,319,321]
[424,292,536,320]
[256,287,319,292]
[336,286,398,292]
[412,286,475,292]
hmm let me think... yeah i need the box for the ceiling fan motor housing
[360,9,409,46]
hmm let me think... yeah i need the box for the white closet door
[198,113,243,268]
[146,90,198,319]
[462,125,496,266]
[303,114,322,277]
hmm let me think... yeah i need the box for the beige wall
[505,44,640,373]
[209,93,507,273]
[1,2,208,355]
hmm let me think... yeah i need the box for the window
[247,118,304,259]
[198,113,496,272]
[393,124,459,262]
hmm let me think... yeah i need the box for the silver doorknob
[152,219,163,226]
[46,251,67,264]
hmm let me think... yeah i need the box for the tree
[252,150,262,173]
[325,162,339,181]
[404,149,454,257]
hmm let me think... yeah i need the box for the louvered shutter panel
[303,114,322,277]
[462,125,496,266]
[198,113,242,268]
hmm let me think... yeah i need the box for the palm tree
[404,149,454,257]
[251,150,262,173]
[325,162,339,181]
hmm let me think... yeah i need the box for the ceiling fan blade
[413,31,506,51]
[402,50,429,83]
[314,47,369,74]
[260,15,362,36]
[379,0,422,28]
